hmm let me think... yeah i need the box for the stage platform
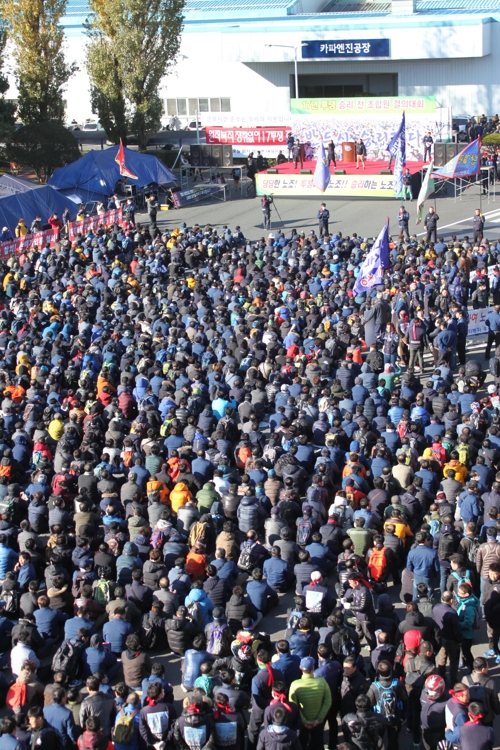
[256,158,428,198]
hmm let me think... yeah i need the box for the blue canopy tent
[48,146,176,202]
[0,175,79,235]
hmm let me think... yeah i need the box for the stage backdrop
[291,113,449,162]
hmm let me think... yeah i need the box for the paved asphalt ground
[146,174,500,246]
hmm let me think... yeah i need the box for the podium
[342,142,355,163]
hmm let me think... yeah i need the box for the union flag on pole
[115,140,138,179]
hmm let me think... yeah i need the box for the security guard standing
[317,203,330,237]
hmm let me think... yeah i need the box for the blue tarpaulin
[0,175,79,234]
[48,146,176,200]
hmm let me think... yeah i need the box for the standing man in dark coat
[327,140,336,168]
[146,194,158,228]
[293,141,303,170]
[398,205,410,240]
[424,207,439,243]
[472,208,485,243]
[318,203,330,238]
[261,196,272,231]
[423,131,434,162]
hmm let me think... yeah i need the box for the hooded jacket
[165,615,200,655]
[170,482,193,513]
[116,542,142,585]
[237,495,267,533]
[256,725,301,750]
[121,647,152,688]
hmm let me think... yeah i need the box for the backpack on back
[426,516,441,537]
[457,443,470,465]
[237,542,256,571]
[467,537,481,565]
[94,578,112,607]
[187,600,203,626]
[297,518,313,546]
[466,682,490,713]
[452,570,471,588]
[336,627,357,657]
[51,638,85,675]
[140,613,163,650]
[372,678,403,725]
[207,623,229,656]
[113,709,139,745]
[284,609,303,639]
[437,532,456,562]
[3,589,19,616]
[368,548,387,582]
[151,525,168,550]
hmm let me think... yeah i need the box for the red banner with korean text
[68,206,123,241]
[0,228,59,259]
[204,127,290,146]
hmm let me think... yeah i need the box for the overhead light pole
[265,43,306,98]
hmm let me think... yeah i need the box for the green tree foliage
[482,133,500,147]
[85,0,185,148]
[2,0,77,124]
[7,121,80,182]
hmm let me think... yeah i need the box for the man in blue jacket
[64,606,95,641]
[43,687,78,749]
[263,547,291,593]
[34,595,67,641]
[407,531,440,597]
[459,484,481,523]
[102,608,134,654]
[246,568,278,615]
[0,534,17,582]
[273,640,301,689]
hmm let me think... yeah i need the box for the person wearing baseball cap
[288,655,332,750]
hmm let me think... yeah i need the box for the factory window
[167,97,231,114]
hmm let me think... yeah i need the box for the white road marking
[416,206,500,236]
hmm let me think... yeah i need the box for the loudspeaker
[334,169,347,175]
[446,142,461,161]
[380,169,392,175]
[211,143,222,167]
[222,144,233,167]
[433,142,447,167]
[125,184,136,196]
[190,144,201,167]
[267,169,278,174]
[201,144,212,167]
[301,169,312,174]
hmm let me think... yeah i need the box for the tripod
[269,194,284,228]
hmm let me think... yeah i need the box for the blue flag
[313,141,331,192]
[387,113,406,161]
[431,138,480,179]
[389,113,406,198]
[353,221,390,296]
